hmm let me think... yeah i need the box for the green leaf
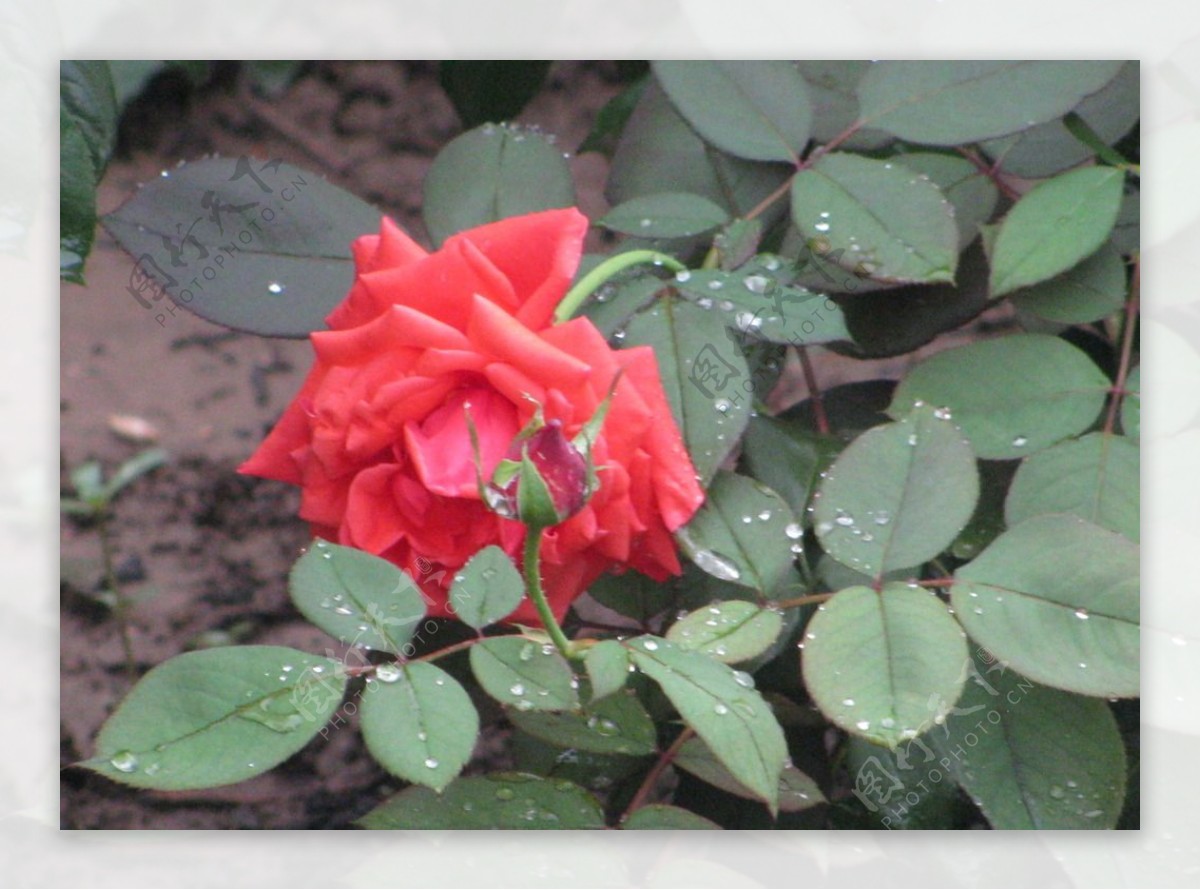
[671,259,850,347]
[83,646,346,790]
[790,153,958,285]
[359,661,478,792]
[989,166,1125,297]
[447,545,525,630]
[675,471,800,594]
[801,584,969,747]
[423,122,574,247]
[652,60,813,164]
[587,569,669,625]
[890,334,1110,459]
[1005,433,1138,541]
[837,241,991,360]
[61,60,117,279]
[578,271,664,339]
[104,447,168,499]
[1121,367,1140,438]
[68,460,106,504]
[578,75,648,157]
[893,152,999,251]
[60,115,98,284]
[714,218,765,271]
[795,61,894,150]
[357,773,604,829]
[61,61,118,171]
[623,804,722,830]
[928,653,1127,829]
[101,157,381,337]
[982,62,1139,178]
[741,414,839,523]
[508,689,657,756]
[607,81,790,218]
[469,636,580,711]
[626,636,787,811]
[1010,241,1126,324]
[813,404,979,577]
[952,514,1139,697]
[599,192,729,239]
[673,735,825,813]
[857,61,1125,145]
[845,736,968,828]
[620,296,750,484]
[667,600,784,664]
[288,540,426,655]
[584,640,631,701]
[438,60,551,129]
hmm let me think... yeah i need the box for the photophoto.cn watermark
[851,648,1033,828]
[123,156,311,327]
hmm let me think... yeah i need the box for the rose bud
[507,421,589,529]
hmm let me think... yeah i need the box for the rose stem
[522,528,575,659]
[554,250,687,323]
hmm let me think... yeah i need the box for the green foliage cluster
[75,60,1139,830]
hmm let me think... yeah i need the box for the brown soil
[59,61,624,829]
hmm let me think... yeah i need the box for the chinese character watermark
[123,156,311,327]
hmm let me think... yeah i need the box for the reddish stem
[621,727,694,822]
[744,120,864,223]
[956,146,1021,202]
[797,346,830,435]
[1104,255,1140,436]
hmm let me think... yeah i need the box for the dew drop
[713,702,729,715]
[424,757,440,769]
[267,281,286,295]
[509,683,526,696]
[813,221,830,233]
[842,698,856,707]
[1011,435,1028,448]
[733,670,755,688]
[855,720,871,731]
[690,549,741,581]
[743,274,770,294]
[110,750,139,773]
[641,639,659,651]
[880,717,895,729]
[707,279,724,291]
[1074,608,1090,620]
[333,605,353,616]
[757,510,772,521]
[785,522,804,540]
[674,270,692,283]
[375,663,402,683]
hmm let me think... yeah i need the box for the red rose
[240,208,704,625]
